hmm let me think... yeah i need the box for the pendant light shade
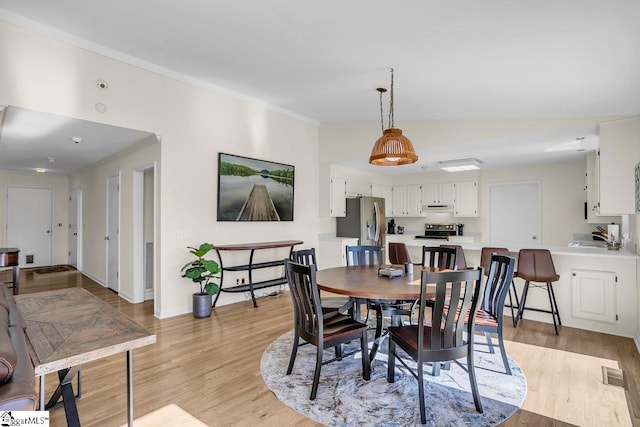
[369,128,418,165]
[369,68,418,166]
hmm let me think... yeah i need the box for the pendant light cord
[379,89,384,134]
[389,68,394,129]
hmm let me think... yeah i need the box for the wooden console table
[213,240,303,308]
[16,288,156,427]
[0,247,20,295]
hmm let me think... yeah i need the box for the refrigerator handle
[373,201,381,244]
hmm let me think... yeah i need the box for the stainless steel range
[415,223,457,240]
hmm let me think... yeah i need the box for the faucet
[591,233,609,242]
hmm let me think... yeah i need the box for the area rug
[32,265,74,274]
[262,331,527,426]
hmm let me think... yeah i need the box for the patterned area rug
[32,265,75,274]
[262,331,527,426]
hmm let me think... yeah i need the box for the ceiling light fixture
[72,136,82,143]
[369,68,418,166]
[438,158,483,172]
[35,168,46,173]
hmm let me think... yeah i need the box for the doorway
[106,175,120,292]
[488,181,541,247]
[68,188,82,269]
[133,164,156,303]
[5,186,53,267]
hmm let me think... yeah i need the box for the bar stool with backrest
[480,247,520,327]
[515,249,561,335]
[389,242,412,265]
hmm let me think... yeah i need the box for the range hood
[422,204,453,212]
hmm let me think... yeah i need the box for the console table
[213,240,303,308]
[0,247,20,295]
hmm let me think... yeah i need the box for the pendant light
[369,68,418,166]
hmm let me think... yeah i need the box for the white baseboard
[81,270,106,287]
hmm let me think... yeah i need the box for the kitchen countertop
[390,235,639,259]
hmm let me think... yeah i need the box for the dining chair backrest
[440,244,468,269]
[345,245,383,266]
[480,247,511,277]
[421,246,458,270]
[417,268,485,351]
[388,242,412,265]
[481,254,516,318]
[284,259,322,345]
[292,248,317,266]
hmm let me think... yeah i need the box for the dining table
[316,264,447,361]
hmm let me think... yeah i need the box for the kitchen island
[386,234,639,338]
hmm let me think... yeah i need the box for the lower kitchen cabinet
[570,269,616,324]
[317,237,359,270]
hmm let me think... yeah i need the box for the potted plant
[181,243,221,318]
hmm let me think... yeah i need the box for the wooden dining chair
[345,245,383,266]
[346,244,412,327]
[284,259,370,400]
[387,268,485,424]
[291,248,353,315]
[472,254,516,374]
[480,247,519,327]
[421,246,458,270]
[440,244,468,269]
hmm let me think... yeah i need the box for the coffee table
[15,288,156,427]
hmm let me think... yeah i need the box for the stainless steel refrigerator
[336,196,386,247]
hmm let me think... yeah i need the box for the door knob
[104,236,110,240]
[46,230,51,234]
[532,236,537,240]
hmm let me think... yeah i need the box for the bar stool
[515,249,561,335]
[388,242,412,265]
[480,247,519,327]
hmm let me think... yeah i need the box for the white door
[68,189,81,268]
[106,176,120,292]
[6,187,53,267]
[488,181,541,248]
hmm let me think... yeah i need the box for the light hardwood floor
[3,267,639,426]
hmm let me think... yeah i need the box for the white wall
[0,170,69,264]
[0,21,320,317]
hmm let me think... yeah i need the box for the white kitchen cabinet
[421,182,454,205]
[570,269,617,323]
[329,177,347,217]
[318,237,359,270]
[596,116,640,215]
[585,151,620,224]
[453,180,478,217]
[371,184,393,217]
[345,181,372,198]
[392,185,422,217]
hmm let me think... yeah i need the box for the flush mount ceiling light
[35,168,46,173]
[71,136,82,144]
[438,158,483,172]
[369,68,418,166]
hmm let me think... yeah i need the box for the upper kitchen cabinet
[585,151,620,224]
[329,177,347,217]
[345,180,372,198]
[371,184,393,217]
[596,116,640,215]
[421,182,455,206]
[392,184,422,217]
[453,180,478,217]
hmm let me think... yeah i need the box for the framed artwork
[635,162,640,213]
[217,153,294,221]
